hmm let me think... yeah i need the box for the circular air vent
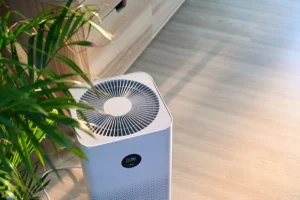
[76,79,159,137]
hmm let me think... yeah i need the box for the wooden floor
[40,0,300,199]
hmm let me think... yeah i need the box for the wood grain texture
[87,0,153,79]
[40,0,300,199]
[6,0,90,82]
[98,26,153,79]
[37,0,122,19]
[48,26,91,82]
[152,0,185,35]
[86,0,185,79]
[6,0,185,81]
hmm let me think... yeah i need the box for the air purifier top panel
[70,72,172,146]
[76,79,160,136]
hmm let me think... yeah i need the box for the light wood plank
[128,1,300,199]
[98,27,153,79]
[152,0,185,36]
[87,0,152,79]
[36,0,122,19]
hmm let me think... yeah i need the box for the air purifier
[70,72,173,200]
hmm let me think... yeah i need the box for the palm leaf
[58,11,77,47]
[35,23,45,69]
[0,0,113,198]
[27,35,35,83]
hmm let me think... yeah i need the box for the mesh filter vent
[90,177,170,200]
[77,80,159,136]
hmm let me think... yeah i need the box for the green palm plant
[0,0,111,199]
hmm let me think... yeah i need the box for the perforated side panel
[90,177,170,200]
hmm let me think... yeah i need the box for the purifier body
[70,72,172,200]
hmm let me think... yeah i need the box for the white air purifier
[70,72,172,200]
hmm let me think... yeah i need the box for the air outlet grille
[76,80,159,136]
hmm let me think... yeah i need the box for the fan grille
[76,80,159,137]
